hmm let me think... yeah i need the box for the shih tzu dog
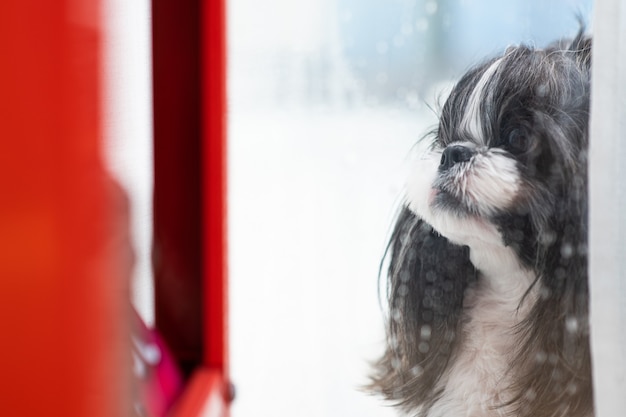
[370,32,593,417]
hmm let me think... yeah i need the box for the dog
[370,31,593,417]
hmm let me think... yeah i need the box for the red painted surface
[152,0,204,377]
[169,369,228,417]
[202,0,228,377]
[152,0,229,415]
[0,1,131,416]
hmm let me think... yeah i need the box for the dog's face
[406,45,590,262]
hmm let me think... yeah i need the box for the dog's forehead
[439,47,542,148]
[459,58,504,145]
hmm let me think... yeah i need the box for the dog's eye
[506,129,532,152]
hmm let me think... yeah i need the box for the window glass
[228,1,594,416]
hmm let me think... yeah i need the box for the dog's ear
[569,30,591,72]
[369,206,476,412]
[506,178,593,417]
[506,35,593,415]
[544,27,591,73]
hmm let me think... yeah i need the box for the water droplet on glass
[566,382,578,395]
[565,316,579,333]
[398,284,409,297]
[376,41,389,55]
[389,336,399,349]
[425,1,438,15]
[524,388,537,401]
[535,350,547,364]
[410,365,424,377]
[391,357,402,369]
[415,18,429,32]
[548,353,559,365]
[560,242,574,258]
[535,84,548,97]
[540,231,557,245]
[425,270,436,282]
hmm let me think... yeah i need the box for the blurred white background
[228,1,424,415]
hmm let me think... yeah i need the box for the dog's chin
[406,150,512,248]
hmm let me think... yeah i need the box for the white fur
[424,247,536,417]
[405,145,537,417]
[405,149,520,247]
[460,149,520,215]
[461,59,503,141]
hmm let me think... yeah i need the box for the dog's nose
[439,145,474,171]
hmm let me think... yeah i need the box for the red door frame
[203,0,228,380]
[152,0,230,415]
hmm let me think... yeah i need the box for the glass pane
[228,1,593,416]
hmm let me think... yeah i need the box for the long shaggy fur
[370,32,593,417]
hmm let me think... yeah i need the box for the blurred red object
[0,1,132,416]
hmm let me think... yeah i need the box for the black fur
[371,207,477,410]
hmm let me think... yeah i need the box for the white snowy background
[228,107,426,417]
[227,1,432,415]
